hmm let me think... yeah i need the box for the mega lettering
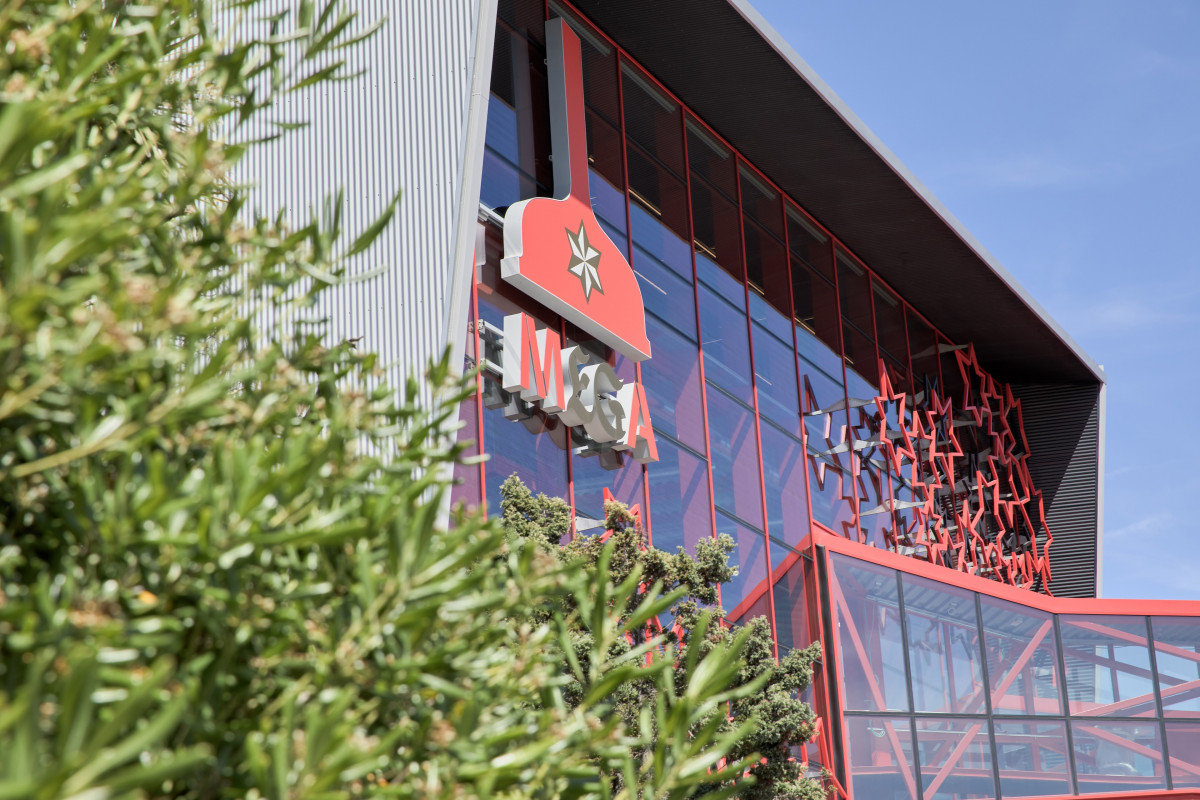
[500,312,657,464]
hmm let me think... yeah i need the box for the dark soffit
[572,0,1104,386]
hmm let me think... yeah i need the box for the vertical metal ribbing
[222,0,489,417]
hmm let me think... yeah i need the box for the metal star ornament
[565,222,603,300]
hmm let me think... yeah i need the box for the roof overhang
[571,0,1104,385]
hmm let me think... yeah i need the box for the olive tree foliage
[0,1,776,797]
[500,477,827,800]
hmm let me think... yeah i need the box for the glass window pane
[752,322,801,435]
[451,393,483,511]
[477,284,569,515]
[484,26,551,208]
[643,314,706,453]
[622,62,685,177]
[699,283,753,404]
[634,246,695,340]
[786,204,833,281]
[1060,616,1157,717]
[901,573,985,715]
[828,554,909,712]
[874,281,907,367]
[845,716,918,800]
[622,63,689,240]
[915,717,995,800]
[1165,721,1200,788]
[687,121,742,282]
[570,445,644,532]
[760,420,809,549]
[741,166,789,320]
[993,721,1071,798]
[705,385,764,528]
[482,392,569,514]
[1071,720,1165,795]
[980,596,1064,716]
[1152,616,1200,718]
[838,252,874,336]
[630,202,692,279]
[771,554,811,654]
[589,169,627,236]
[645,436,712,555]
[908,310,941,399]
[793,265,843,378]
[716,510,769,627]
[802,370,855,537]
[749,287,793,348]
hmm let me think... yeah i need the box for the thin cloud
[947,153,1108,189]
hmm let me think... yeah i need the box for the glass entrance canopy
[814,536,1200,799]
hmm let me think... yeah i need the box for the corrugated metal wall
[1011,383,1103,598]
[222,0,494,407]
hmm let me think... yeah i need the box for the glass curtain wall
[828,551,1200,799]
[468,0,1034,646]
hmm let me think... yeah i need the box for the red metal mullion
[827,244,858,543]
[734,153,781,661]
[678,110,721,611]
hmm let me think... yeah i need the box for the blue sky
[750,0,1200,599]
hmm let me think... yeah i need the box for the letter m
[502,313,564,411]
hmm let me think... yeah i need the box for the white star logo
[566,222,602,300]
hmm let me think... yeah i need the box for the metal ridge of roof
[571,0,1105,385]
[725,0,1104,384]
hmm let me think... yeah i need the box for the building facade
[239,0,1200,797]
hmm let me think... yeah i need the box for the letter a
[615,381,658,463]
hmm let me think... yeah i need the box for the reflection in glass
[630,203,691,278]
[1071,720,1165,795]
[706,385,763,528]
[698,284,754,403]
[753,321,801,435]
[845,716,918,800]
[760,421,809,549]
[589,169,627,235]
[482,378,570,515]
[1165,721,1200,787]
[772,554,811,654]
[902,573,985,715]
[645,436,712,556]
[570,444,643,531]
[622,63,689,239]
[643,315,706,453]
[1060,616,1157,717]
[451,393,482,511]
[716,510,769,626]
[803,370,855,536]
[915,717,994,800]
[634,244,695,339]
[980,596,1063,716]
[1152,616,1200,718]
[688,120,742,281]
[828,554,909,712]
[793,267,843,379]
[993,721,1071,798]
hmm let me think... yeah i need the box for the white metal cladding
[220,0,494,409]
